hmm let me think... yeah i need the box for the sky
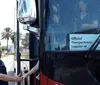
[0,0,27,46]
[0,0,16,32]
[0,0,16,46]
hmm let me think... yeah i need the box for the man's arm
[82,20,99,28]
[23,60,39,78]
[0,74,22,82]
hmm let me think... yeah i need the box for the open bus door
[17,0,100,85]
[17,0,39,85]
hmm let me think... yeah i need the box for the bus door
[17,0,39,84]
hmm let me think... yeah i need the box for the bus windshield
[44,0,100,51]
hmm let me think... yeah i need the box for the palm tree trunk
[7,39,8,52]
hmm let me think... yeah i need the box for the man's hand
[82,20,99,29]
[81,24,89,28]
[15,76,23,82]
[22,74,27,79]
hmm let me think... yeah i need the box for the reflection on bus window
[74,0,99,32]
[44,0,100,51]
[45,26,67,51]
[18,0,36,23]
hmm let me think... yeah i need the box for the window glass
[44,0,100,51]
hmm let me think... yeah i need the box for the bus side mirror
[17,0,37,24]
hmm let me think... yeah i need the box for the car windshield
[44,0,100,51]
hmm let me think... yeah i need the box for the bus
[18,0,100,85]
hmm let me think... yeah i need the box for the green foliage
[21,52,29,59]
[1,27,13,52]
[0,47,2,51]
[14,52,29,60]
[2,46,7,51]
[1,27,13,40]
[10,32,16,44]
[21,33,29,50]
[6,52,15,55]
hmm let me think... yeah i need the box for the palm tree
[1,27,12,52]
[10,32,22,49]
[10,32,17,50]
[21,33,29,52]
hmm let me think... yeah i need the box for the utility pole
[16,0,21,85]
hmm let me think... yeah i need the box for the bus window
[44,0,100,51]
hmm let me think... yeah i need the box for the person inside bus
[74,0,99,32]
[22,60,39,79]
